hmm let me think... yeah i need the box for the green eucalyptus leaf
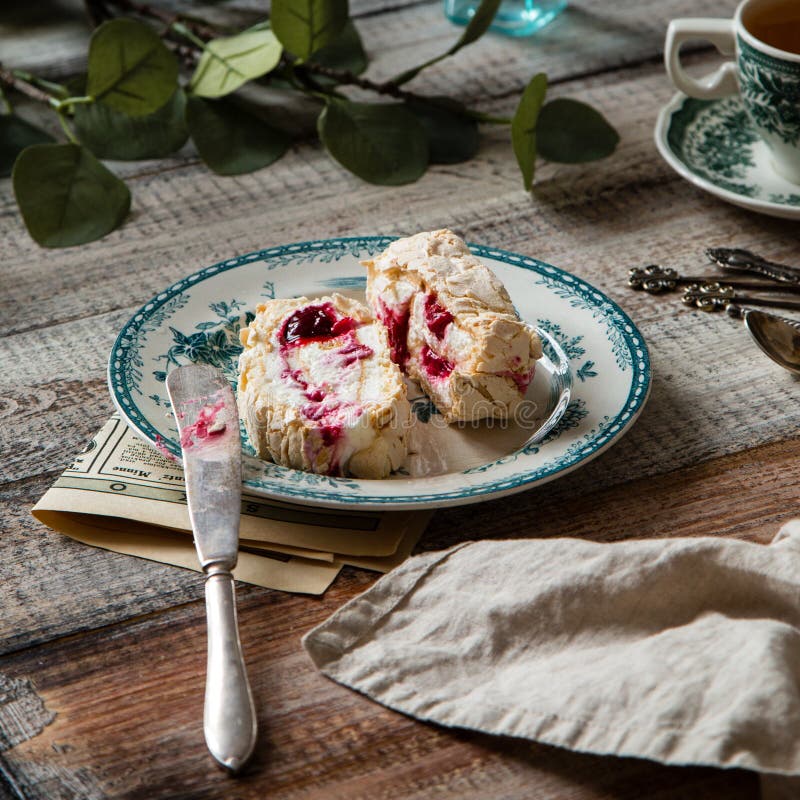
[511,72,547,191]
[308,20,367,76]
[186,95,289,175]
[12,143,130,247]
[271,0,349,59]
[74,89,188,160]
[0,115,54,177]
[393,0,501,85]
[318,99,428,185]
[189,29,283,98]
[455,0,503,47]
[407,99,478,164]
[87,19,179,116]
[536,98,619,163]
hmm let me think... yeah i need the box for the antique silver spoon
[706,247,800,285]
[682,284,800,313]
[727,306,800,375]
[629,265,800,294]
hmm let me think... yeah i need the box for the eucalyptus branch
[290,65,346,100]
[0,65,83,145]
[296,62,406,99]
[2,0,619,251]
[0,65,60,107]
[85,0,508,126]
[103,0,221,40]
[294,62,511,124]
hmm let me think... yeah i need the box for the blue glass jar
[444,0,567,37]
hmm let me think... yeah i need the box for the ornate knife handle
[706,247,800,285]
[204,565,257,774]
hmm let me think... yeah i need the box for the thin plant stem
[0,64,59,106]
[53,96,95,112]
[56,111,79,144]
[170,21,208,51]
[103,0,220,39]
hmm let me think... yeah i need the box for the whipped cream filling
[272,312,390,473]
[239,294,410,477]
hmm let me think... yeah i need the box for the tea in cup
[665,0,800,184]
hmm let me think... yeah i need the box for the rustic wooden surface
[2,0,798,797]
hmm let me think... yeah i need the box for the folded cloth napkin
[304,521,800,776]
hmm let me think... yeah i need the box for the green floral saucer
[655,93,800,220]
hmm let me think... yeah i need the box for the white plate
[108,237,650,509]
[655,92,800,220]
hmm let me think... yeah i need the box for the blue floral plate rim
[107,236,651,509]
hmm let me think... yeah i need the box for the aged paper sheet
[33,416,430,594]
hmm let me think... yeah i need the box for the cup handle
[665,19,738,99]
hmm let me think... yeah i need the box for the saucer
[655,93,800,220]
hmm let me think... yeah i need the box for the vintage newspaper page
[33,416,431,594]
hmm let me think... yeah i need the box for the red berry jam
[318,424,342,448]
[338,337,374,367]
[420,345,454,380]
[377,299,410,366]
[423,294,454,340]
[279,303,356,346]
[500,364,534,394]
[179,399,227,449]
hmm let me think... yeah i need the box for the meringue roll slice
[364,230,543,423]
[237,294,411,478]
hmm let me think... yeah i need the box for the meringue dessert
[237,294,411,478]
[363,230,542,422]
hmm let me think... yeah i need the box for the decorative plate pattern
[108,237,650,509]
[655,92,800,220]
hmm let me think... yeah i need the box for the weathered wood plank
[356,0,739,93]
[2,59,799,494]
[0,472,204,655]
[0,0,427,77]
[3,408,799,662]
[1,0,737,100]
[0,521,764,799]
[1,52,791,340]
[428,436,800,552]
[0,4,792,799]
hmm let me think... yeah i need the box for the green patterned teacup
[665,0,800,185]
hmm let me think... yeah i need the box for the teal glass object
[444,0,567,37]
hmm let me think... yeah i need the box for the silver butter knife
[166,364,257,773]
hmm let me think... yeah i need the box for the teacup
[665,0,800,184]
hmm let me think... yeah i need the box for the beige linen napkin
[304,521,800,776]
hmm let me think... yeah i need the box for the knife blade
[166,364,257,774]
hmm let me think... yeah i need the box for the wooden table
[2,0,798,797]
